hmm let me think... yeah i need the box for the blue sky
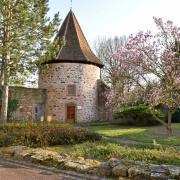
[48,0,180,47]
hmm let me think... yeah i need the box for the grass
[47,122,180,166]
[88,123,180,146]
[47,140,180,166]
[1,122,179,166]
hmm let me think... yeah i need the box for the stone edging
[0,146,179,180]
[0,157,105,180]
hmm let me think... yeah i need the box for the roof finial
[70,0,72,10]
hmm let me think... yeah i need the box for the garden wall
[8,86,46,121]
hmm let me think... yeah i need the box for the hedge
[113,104,164,126]
[0,123,101,147]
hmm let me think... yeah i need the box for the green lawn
[88,123,180,146]
[47,123,180,166]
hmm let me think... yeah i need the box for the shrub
[71,141,180,165]
[0,134,17,147]
[46,127,101,146]
[0,123,101,147]
[113,104,164,126]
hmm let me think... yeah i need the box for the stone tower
[39,10,103,123]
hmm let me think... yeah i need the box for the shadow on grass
[88,123,180,146]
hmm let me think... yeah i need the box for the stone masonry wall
[9,87,46,121]
[39,63,101,122]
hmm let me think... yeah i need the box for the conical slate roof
[46,10,103,68]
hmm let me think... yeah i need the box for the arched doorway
[66,103,76,123]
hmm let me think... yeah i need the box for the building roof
[46,10,103,68]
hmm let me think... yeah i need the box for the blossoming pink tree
[109,17,180,135]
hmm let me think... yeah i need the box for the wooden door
[67,106,76,123]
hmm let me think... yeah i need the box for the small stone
[167,166,180,179]
[76,164,90,172]
[150,172,169,180]
[2,147,32,159]
[98,162,112,177]
[59,152,69,158]
[128,165,150,179]
[85,159,100,167]
[118,178,129,180]
[64,161,90,172]
[77,156,84,161]
[31,154,49,162]
[88,168,98,175]
[20,149,35,159]
[108,158,122,168]
[112,164,128,177]
[57,158,66,168]
[12,146,27,156]
[64,161,78,170]
[149,164,167,173]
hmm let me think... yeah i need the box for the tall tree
[94,36,127,85]
[108,17,180,135]
[0,0,61,123]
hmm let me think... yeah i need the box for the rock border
[0,146,179,180]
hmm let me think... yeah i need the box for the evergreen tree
[0,0,61,123]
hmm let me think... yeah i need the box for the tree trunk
[0,0,12,124]
[0,51,10,124]
[0,85,9,123]
[166,110,174,136]
[166,125,172,136]
[151,108,173,136]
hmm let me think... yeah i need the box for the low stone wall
[0,146,179,179]
[98,158,180,179]
[9,86,46,121]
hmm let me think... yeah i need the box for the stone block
[112,164,128,177]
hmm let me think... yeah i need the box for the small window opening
[67,84,76,96]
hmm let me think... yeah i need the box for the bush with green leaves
[71,141,180,165]
[113,104,164,126]
[0,123,101,147]
[0,134,17,147]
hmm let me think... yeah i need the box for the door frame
[34,103,45,121]
[66,103,77,123]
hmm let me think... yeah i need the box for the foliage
[100,80,110,92]
[49,141,180,166]
[7,99,19,118]
[94,36,127,85]
[0,0,61,123]
[107,17,180,135]
[113,104,164,126]
[0,134,16,147]
[0,0,61,85]
[0,123,101,147]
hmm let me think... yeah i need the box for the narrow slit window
[67,85,76,96]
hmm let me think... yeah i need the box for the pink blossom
[109,16,180,110]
